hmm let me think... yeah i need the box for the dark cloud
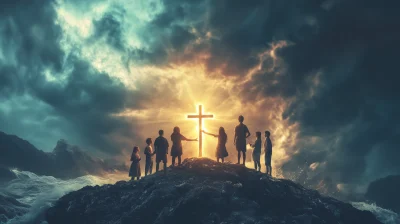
[93,12,125,50]
[0,0,143,154]
[140,0,400,193]
[26,55,141,153]
[259,1,400,194]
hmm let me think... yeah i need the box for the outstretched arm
[202,130,218,138]
[186,138,198,141]
[181,135,198,141]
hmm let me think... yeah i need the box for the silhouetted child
[144,138,155,176]
[234,115,251,165]
[129,146,141,180]
[171,126,197,166]
[202,127,229,163]
[264,131,273,176]
[154,130,169,175]
[251,132,262,171]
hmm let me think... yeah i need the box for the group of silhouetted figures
[129,115,273,180]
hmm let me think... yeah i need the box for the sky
[1,0,400,197]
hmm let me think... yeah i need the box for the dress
[235,124,250,152]
[129,153,141,177]
[154,136,169,163]
[216,134,229,158]
[171,133,187,157]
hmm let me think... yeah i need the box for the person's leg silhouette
[172,156,176,167]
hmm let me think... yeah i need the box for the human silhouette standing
[264,131,273,176]
[144,138,155,176]
[202,127,229,163]
[250,132,262,171]
[171,127,197,167]
[129,146,141,180]
[234,115,251,165]
[154,130,169,175]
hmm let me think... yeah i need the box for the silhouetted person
[264,131,273,176]
[129,146,141,180]
[234,115,250,165]
[154,130,169,175]
[250,132,262,171]
[144,138,155,176]
[171,126,197,166]
[202,127,229,163]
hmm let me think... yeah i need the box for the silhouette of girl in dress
[170,126,197,166]
[202,127,229,163]
[129,146,141,180]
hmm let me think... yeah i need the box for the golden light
[186,104,215,157]
[103,47,297,178]
[53,1,306,181]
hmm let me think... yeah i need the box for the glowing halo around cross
[186,104,214,157]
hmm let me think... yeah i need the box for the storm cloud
[1,0,399,197]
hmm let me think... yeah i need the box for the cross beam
[187,105,213,157]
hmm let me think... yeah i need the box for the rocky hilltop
[46,158,381,224]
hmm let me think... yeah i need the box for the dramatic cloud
[1,0,399,198]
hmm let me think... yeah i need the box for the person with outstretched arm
[202,127,229,163]
[170,127,197,166]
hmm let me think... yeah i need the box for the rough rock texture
[0,131,125,179]
[46,158,381,224]
[366,175,400,213]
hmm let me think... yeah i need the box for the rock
[365,175,400,213]
[46,158,381,224]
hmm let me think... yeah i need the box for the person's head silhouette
[238,115,244,123]
[159,130,164,136]
[219,127,226,135]
[265,131,270,138]
[173,126,180,134]
[146,138,152,145]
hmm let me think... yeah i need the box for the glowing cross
[187,105,214,157]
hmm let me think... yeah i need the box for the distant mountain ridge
[0,131,125,179]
